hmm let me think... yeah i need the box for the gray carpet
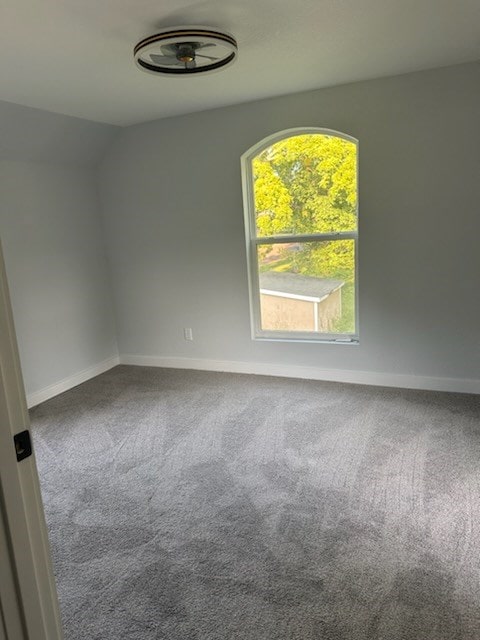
[30,365,480,640]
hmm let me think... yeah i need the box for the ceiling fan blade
[160,43,179,56]
[196,54,220,61]
[186,60,196,69]
[198,43,217,50]
[150,54,180,66]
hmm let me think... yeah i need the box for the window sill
[253,334,359,345]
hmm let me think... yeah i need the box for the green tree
[252,133,357,282]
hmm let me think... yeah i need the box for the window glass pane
[252,134,357,237]
[257,241,356,334]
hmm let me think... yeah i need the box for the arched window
[241,128,358,342]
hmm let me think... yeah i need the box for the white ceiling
[1,0,480,126]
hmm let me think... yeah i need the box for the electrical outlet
[184,327,193,341]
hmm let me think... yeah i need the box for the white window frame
[241,127,359,343]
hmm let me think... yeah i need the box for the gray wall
[99,61,480,382]
[0,102,119,396]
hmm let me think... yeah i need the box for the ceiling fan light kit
[134,26,238,76]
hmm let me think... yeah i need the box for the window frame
[241,127,359,343]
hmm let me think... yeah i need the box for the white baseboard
[120,354,480,395]
[27,355,120,408]
[27,353,480,407]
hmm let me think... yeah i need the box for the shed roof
[259,272,344,301]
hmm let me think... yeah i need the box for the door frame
[0,238,63,640]
[0,495,25,639]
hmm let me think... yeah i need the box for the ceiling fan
[134,27,238,76]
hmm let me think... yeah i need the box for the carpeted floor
[30,365,480,640]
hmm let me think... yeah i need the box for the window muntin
[242,129,358,342]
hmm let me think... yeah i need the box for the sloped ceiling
[1,0,480,126]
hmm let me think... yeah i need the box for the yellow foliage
[252,132,357,281]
